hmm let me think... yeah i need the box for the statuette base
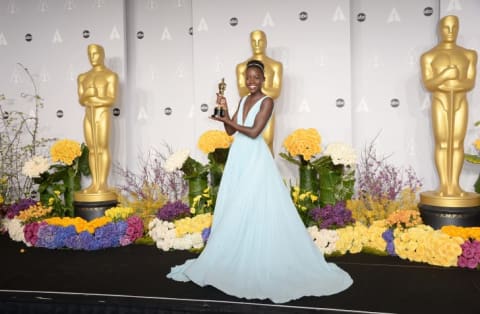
[419,191,480,229]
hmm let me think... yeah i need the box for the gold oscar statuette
[418,15,480,229]
[73,44,118,221]
[212,78,227,118]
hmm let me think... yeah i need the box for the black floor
[0,234,479,314]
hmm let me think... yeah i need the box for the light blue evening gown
[167,95,353,303]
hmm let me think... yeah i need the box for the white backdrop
[1,0,480,192]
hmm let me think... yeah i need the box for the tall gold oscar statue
[236,30,283,155]
[74,44,118,220]
[419,15,480,228]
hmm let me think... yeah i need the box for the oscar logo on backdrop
[236,30,283,155]
[73,44,118,221]
[419,15,480,228]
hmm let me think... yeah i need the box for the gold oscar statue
[74,44,118,205]
[236,30,283,154]
[212,78,227,118]
[419,15,480,228]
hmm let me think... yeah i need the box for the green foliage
[181,156,209,179]
[207,148,229,208]
[34,144,90,217]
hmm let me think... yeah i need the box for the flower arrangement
[309,201,355,229]
[148,213,212,251]
[105,206,135,221]
[156,200,191,222]
[2,198,37,219]
[290,186,319,224]
[281,129,356,207]
[197,130,233,155]
[441,225,480,241]
[43,216,112,234]
[23,215,144,250]
[1,201,144,250]
[164,149,209,208]
[281,128,322,164]
[115,148,186,229]
[0,64,54,203]
[281,128,322,212]
[334,222,368,254]
[351,138,422,225]
[385,209,422,230]
[30,139,90,217]
[174,213,213,238]
[457,239,480,269]
[316,143,356,205]
[15,202,53,223]
[164,130,232,213]
[347,188,419,226]
[393,225,464,267]
[307,226,338,254]
[198,130,232,204]
[356,139,422,202]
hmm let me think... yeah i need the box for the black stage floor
[0,234,479,314]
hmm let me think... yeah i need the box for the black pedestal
[73,200,118,221]
[418,204,480,229]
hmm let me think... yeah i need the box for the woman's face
[245,67,264,94]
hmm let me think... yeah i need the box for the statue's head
[439,15,459,44]
[87,44,105,66]
[250,30,267,55]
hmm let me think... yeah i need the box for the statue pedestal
[73,190,118,221]
[419,191,480,229]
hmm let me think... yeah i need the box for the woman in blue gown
[167,60,353,303]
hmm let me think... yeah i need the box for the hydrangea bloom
[323,142,357,167]
[22,156,50,178]
[164,149,190,172]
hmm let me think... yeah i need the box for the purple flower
[156,201,191,222]
[382,229,396,256]
[120,216,144,246]
[458,255,468,268]
[5,198,36,219]
[36,224,62,249]
[94,223,120,249]
[467,258,478,269]
[458,239,480,269]
[357,142,423,200]
[201,227,211,242]
[308,202,354,229]
[55,226,77,247]
[462,246,475,259]
[23,221,45,246]
[382,229,394,242]
[79,231,97,251]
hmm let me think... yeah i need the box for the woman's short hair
[247,60,265,74]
